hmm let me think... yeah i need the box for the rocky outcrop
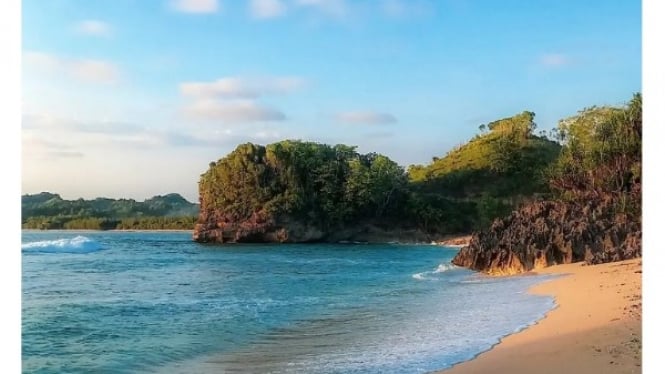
[192,208,434,244]
[452,198,641,275]
[193,219,323,243]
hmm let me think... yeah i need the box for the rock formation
[193,209,432,244]
[452,197,641,275]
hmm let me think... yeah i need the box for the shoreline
[435,258,642,374]
[433,234,472,248]
[21,229,474,246]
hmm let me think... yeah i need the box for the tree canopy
[199,140,408,230]
[198,114,562,239]
[548,93,641,217]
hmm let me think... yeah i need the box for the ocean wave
[434,263,456,273]
[411,273,426,280]
[412,262,458,280]
[22,236,104,254]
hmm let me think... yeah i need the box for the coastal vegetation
[407,111,561,231]
[21,192,198,230]
[194,111,561,243]
[453,93,642,274]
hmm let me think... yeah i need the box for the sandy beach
[437,258,642,374]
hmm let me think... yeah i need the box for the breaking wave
[21,236,104,254]
[412,262,458,280]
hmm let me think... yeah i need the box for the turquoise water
[22,231,555,374]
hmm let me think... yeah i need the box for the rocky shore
[452,197,641,275]
[193,211,438,244]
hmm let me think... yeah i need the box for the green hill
[404,111,561,229]
[408,111,561,198]
[21,193,199,230]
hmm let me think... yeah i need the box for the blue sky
[21,0,642,202]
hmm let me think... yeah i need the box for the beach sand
[437,258,642,374]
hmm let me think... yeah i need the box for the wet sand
[437,258,642,374]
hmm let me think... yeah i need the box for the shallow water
[22,231,555,374]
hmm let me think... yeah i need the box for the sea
[22,231,556,374]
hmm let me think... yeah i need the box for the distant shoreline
[21,229,473,246]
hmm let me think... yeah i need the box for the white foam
[413,262,458,280]
[21,236,104,254]
[434,263,457,273]
[411,273,426,280]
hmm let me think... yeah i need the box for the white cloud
[166,128,282,148]
[21,113,232,152]
[170,0,219,13]
[296,0,347,17]
[179,75,303,123]
[70,60,120,84]
[75,20,112,37]
[250,0,286,19]
[22,133,85,159]
[180,76,305,98]
[22,51,60,71]
[49,151,85,158]
[24,51,121,85]
[539,53,571,67]
[24,117,184,152]
[183,99,286,122]
[335,111,397,125]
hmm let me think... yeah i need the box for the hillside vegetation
[195,110,561,243]
[408,111,560,198]
[22,193,198,230]
[196,141,412,242]
[453,93,642,274]
[407,111,561,229]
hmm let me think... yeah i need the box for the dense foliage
[452,93,642,273]
[548,93,642,216]
[198,112,562,240]
[408,111,560,197]
[404,111,561,232]
[21,193,198,230]
[199,141,408,230]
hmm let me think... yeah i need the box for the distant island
[194,93,641,274]
[21,192,199,230]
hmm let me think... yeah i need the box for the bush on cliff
[196,141,410,242]
[453,93,642,273]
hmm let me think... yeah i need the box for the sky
[21,0,642,202]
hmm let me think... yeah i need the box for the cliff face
[451,198,641,275]
[192,210,432,244]
[192,209,325,243]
